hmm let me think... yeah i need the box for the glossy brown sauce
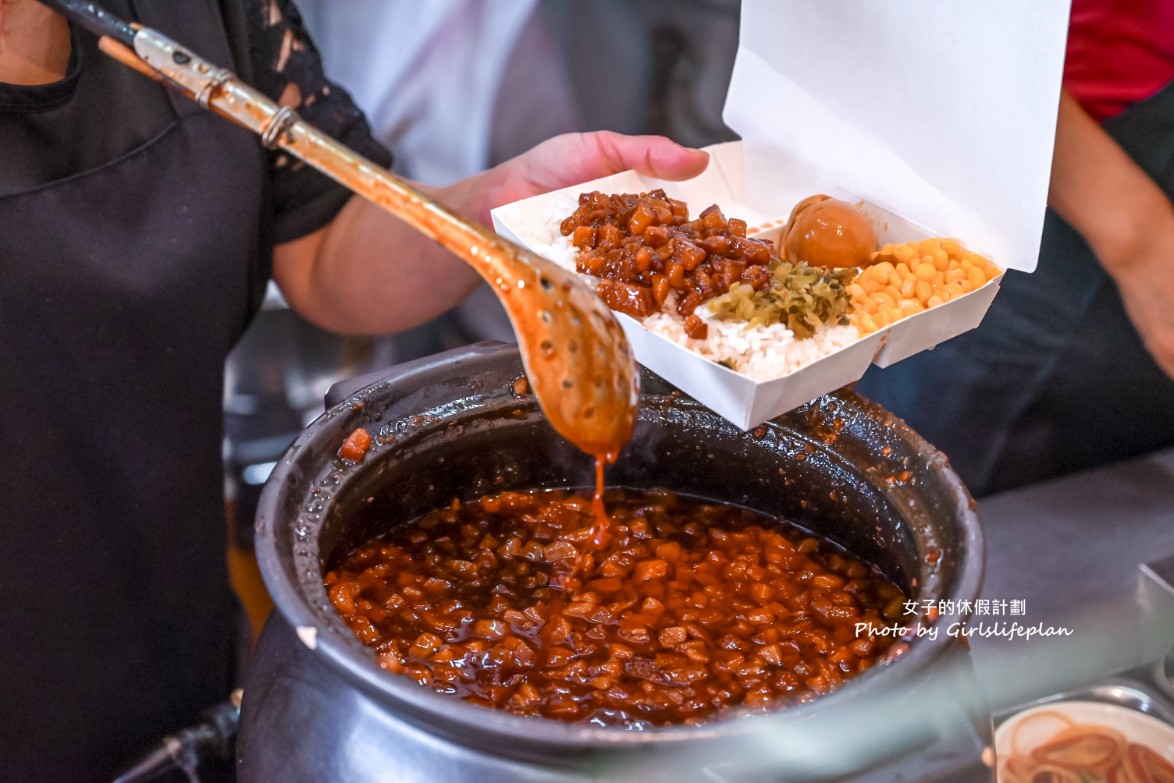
[326,488,907,727]
[589,456,610,550]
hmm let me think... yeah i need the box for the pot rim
[254,343,985,752]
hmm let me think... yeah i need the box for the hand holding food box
[494,0,1070,429]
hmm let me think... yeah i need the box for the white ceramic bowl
[995,700,1174,779]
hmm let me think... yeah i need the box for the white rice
[525,194,860,381]
[532,194,582,273]
[646,304,859,381]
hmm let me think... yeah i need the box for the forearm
[273,176,491,336]
[271,132,709,336]
[1048,89,1174,274]
[1048,88,1174,378]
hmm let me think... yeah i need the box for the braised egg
[781,195,877,268]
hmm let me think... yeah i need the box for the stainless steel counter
[968,448,1174,709]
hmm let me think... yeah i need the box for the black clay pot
[239,343,989,783]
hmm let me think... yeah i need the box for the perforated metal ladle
[41,0,639,459]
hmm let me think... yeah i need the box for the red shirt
[1064,0,1174,121]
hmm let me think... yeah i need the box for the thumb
[476,132,710,221]
[585,131,712,181]
[526,132,710,190]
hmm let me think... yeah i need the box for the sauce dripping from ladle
[589,456,612,550]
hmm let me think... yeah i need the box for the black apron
[857,80,1174,498]
[0,2,266,779]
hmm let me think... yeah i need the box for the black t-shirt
[0,0,391,244]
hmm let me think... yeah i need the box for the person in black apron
[0,2,388,779]
[0,2,708,780]
[856,78,1174,498]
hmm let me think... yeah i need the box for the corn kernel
[899,300,923,317]
[919,238,942,256]
[893,245,917,264]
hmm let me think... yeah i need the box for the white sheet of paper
[724,0,1071,272]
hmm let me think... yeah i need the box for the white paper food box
[493,0,1070,430]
